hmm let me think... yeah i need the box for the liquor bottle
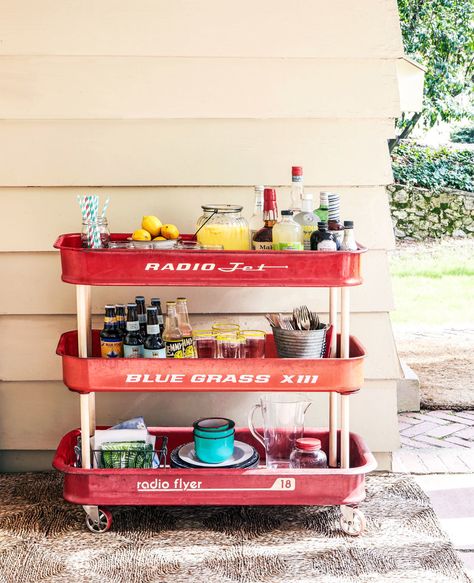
[310,222,337,251]
[294,193,319,250]
[289,166,304,212]
[100,305,123,358]
[123,303,144,358]
[144,307,166,358]
[150,297,165,335]
[176,297,196,358]
[340,220,358,251]
[252,188,278,250]
[163,301,184,358]
[272,210,303,250]
[328,218,344,250]
[135,296,147,336]
[115,304,127,338]
[249,185,265,242]
[314,192,329,223]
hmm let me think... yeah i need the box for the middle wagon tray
[57,330,365,393]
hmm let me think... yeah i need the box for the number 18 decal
[271,478,296,491]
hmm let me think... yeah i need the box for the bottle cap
[166,301,177,305]
[255,185,265,192]
[281,210,293,216]
[344,220,354,228]
[292,166,303,176]
[127,303,137,308]
[151,298,161,304]
[146,306,157,312]
[135,296,145,302]
[295,438,321,451]
[105,304,115,309]
[317,221,328,229]
[302,193,314,200]
[263,188,276,199]
[115,304,125,308]
[177,297,187,302]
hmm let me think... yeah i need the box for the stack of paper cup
[327,193,341,221]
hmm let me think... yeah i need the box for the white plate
[177,440,256,467]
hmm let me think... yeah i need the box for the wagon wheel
[85,508,113,533]
[339,507,366,536]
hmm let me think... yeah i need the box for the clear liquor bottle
[163,301,184,358]
[176,297,196,358]
[294,193,319,250]
[249,185,265,242]
[252,188,278,250]
[289,166,304,212]
[144,307,166,358]
[340,220,358,251]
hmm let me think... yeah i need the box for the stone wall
[388,184,474,239]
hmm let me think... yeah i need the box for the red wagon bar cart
[53,234,375,535]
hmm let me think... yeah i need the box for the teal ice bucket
[193,417,235,463]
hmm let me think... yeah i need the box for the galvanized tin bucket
[273,326,327,359]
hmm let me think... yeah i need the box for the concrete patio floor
[393,409,474,581]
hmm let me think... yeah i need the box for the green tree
[390,0,474,151]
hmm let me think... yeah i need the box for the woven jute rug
[0,472,470,583]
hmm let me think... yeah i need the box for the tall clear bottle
[144,307,166,358]
[163,301,184,358]
[248,185,265,242]
[289,166,304,212]
[294,193,319,250]
[123,303,144,358]
[176,297,195,358]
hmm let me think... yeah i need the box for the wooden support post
[340,287,350,469]
[328,287,338,468]
[77,285,94,468]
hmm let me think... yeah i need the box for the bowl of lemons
[130,216,180,249]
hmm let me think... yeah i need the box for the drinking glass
[193,330,217,358]
[212,322,240,335]
[241,330,266,358]
[216,333,242,358]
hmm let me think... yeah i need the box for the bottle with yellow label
[176,297,196,358]
[100,305,123,358]
[272,210,304,251]
[163,301,184,358]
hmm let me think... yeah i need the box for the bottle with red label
[100,305,123,358]
[252,188,278,250]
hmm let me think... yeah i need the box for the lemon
[141,215,162,237]
[161,224,180,240]
[132,229,152,241]
[153,236,167,241]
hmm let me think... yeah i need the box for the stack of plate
[170,440,259,469]
[327,192,341,221]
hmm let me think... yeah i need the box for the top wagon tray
[54,234,367,287]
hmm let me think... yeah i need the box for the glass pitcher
[248,393,311,469]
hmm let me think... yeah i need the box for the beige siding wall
[0,0,403,470]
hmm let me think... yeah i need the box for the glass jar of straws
[77,194,110,248]
[81,217,110,248]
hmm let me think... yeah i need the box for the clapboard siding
[0,57,400,119]
[0,187,396,252]
[0,1,403,58]
[0,313,400,381]
[0,119,394,186]
[0,251,394,314]
[0,379,399,452]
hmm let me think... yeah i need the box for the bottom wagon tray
[53,427,377,507]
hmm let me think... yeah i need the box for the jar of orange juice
[196,205,250,250]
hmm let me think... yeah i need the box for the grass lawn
[389,240,474,325]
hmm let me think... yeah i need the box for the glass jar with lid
[196,205,250,250]
[289,438,328,469]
